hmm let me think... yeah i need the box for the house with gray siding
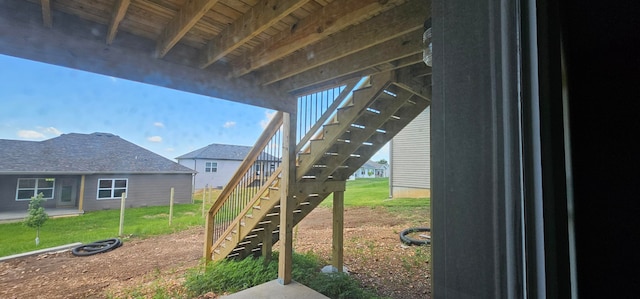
[0,133,194,214]
[389,107,430,198]
[176,143,280,190]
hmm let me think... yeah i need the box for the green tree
[24,193,49,246]
[377,159,388,165]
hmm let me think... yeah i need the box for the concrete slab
[0,208,83,223]
[221,280,329,299]
[0,242,82,262]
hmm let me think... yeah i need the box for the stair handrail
[296,79,358,152]
[208,164,283,258]
[205,111,284,261]
[296,77,371,154]
[208,111,283,217]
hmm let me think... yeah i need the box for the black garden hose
[399,227,431,246]
[72,238,122,256]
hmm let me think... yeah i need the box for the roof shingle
[0,133,194,174]
[176,143,278,161]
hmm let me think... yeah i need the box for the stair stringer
[211,72,432,261]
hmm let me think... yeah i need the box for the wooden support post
[204,211,214,262]
[169,187,175,225]
[118,192,126,237]
[278,110,297,285]
[78,175,85,212]
[332,191,345,272]
[262,223,273,264]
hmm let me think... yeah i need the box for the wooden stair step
[210,73,432,262]
[307,90,416,181]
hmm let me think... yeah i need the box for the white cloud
[165,147,175,152]
[17,126,63,140]
[260,110,277,129]
[223,121,236,128]
[147,136,163,143]
[17,130,45,139]
[153,122,165,128]
[42,127,62,136]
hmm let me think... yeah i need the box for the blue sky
[0,54,388,162]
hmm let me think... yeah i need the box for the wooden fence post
[119,192,126,237]
[169,187,175,225]
[202,185,207,218]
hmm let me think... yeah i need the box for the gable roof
[0,133,194,174]
[361,160,387,170]
[176,143,279,162]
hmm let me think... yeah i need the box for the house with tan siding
[0,133,194,215]
[390,107,430,198]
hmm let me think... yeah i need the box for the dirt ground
[0,207,431,299]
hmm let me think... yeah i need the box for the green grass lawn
[0,202,207,257]
[320,178,430,220]
[0,178,429,258]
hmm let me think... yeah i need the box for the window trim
[205,161,218,173]
[15,178,56,201]
[96,178,128,200]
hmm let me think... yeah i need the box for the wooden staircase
[205,71,431,262]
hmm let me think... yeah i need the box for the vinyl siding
[179,159,243,190]
[0,175,80,210]
[391,107,430,197]
[82,174,192,211]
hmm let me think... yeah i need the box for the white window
[205,162,218,173]
[97,178,128,200]
[16,178,55,201]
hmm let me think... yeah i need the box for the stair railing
[204,78,372,261]
[204,111,284,261]
[296,77,370,154]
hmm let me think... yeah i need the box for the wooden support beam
[155,0,221,58]
[40,0,52,28]
[106,0,131,45]
[332,191,344,272]
[200,0,309,69]
[259,1,430,85]
[278,111,297,285]
[0,3,296,113]
[277,30,423,93]
[230,0,403,77]
[296,181,346,195]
